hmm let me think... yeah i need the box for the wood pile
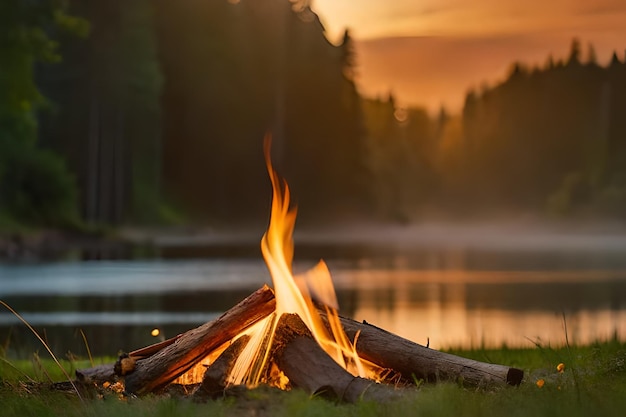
[77,285,523,402]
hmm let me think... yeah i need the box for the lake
[1,228,626,357]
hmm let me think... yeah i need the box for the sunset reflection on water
[333,269,626,349]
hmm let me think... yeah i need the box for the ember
[76,135,524,402]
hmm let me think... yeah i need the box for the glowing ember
[224,134,383,388]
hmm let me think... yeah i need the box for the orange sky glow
[312,0,626,113]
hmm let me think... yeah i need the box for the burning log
[193,334,251,399]
[335,315,524,387]
[273,313,405,403]
[123,285,276,394]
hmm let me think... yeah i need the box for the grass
[1,339,625,417]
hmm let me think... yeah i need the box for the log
[124,285,276,395]
[335,315,524,387]
[78,286,523,395]
[273,313,405,403]
[76,364,118,384]
[193,334,251,400]
[130,333,183,359]
[76,334,183,383]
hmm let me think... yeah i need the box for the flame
[188,134,384,388]
[260,135,368,377]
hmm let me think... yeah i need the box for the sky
[312,0,626,114]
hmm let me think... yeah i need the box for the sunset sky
[313,0,626,114]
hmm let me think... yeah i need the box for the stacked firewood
[77,286,523,402]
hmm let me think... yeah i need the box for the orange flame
[261,135,368,376]
[219,134,382,387]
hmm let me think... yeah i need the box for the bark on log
[336,316,524,387]
[124,285,276,395]
[274,313,406,403]
[76,364,117,384]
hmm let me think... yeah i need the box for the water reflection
[332,269,626,348]
[1,252,626,357]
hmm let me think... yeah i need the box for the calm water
[1,242,626,357]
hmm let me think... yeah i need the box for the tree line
[1,0,625,234]
[451,39,626,218]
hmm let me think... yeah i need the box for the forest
[2,0,626,235]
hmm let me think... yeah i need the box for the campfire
[77,136,523,402]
